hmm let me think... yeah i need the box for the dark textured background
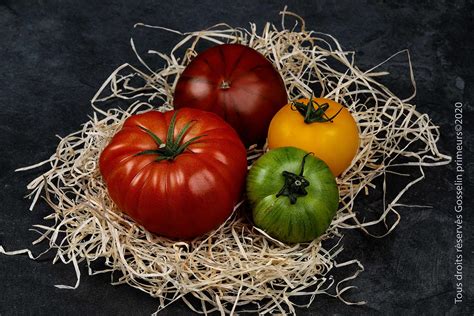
[1,1,473,315]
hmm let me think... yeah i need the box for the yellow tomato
[267,98,359,176]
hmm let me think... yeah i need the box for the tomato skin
[268,98,359,176]
[174,43,288,146]
[99,108,247,239]
[246,147,339,243]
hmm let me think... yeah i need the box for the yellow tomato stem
[291,97,343,124]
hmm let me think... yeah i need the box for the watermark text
[453,101,463,304]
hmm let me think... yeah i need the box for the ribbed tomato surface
[99,108,247,239]
[246,147,339,243]
[174,44,288,146]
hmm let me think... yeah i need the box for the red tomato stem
[220,81,231,89]
[135,111,205,161]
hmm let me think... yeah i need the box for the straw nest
[3,8,451,315]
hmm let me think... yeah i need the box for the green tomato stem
[291,94,343,124]
[135,111,206,161]
[276,152,312,204]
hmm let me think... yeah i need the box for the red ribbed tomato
[173,43,288,146]
[99,108,247,239]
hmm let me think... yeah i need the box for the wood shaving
[2,8,451,315]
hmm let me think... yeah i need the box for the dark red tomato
[99,108,247,239]
[173,43,288,146]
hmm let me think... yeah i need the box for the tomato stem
[276,153,312,204]
[135,111,206,161]
[291,94,343,124]
[220,81,231,89]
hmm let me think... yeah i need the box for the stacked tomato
[100,44,359,243]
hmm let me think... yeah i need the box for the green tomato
[246,147,339,243]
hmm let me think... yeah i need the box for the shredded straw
[2,8,451,315]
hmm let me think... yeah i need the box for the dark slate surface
[1,1,473,315]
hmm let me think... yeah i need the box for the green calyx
[276,153,312,204]
[135,111,205,162]
[291,95,343,124]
